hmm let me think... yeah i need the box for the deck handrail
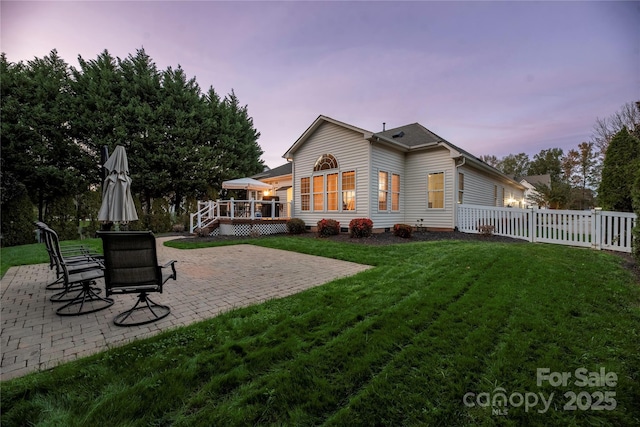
[189,199,292,233]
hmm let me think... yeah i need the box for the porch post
[230,197,235,219]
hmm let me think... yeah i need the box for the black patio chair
[97,231,177,326]
[35,222,102,291]
[45,228,114,316]
[39,226,106,304]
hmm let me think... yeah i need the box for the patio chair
[35,222,102,291]
[45,228,114,316]
[40,225,105,303]
[97,231,177,326]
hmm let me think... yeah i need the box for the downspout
[367,138,373,221]
[454,156,466,231]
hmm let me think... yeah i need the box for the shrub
[147,198,172,233]
[478,224,495,236]
[287,218,306,234]
[317,219,340,237]
[393,223,413,239]
[349,218,373,238]
[172,223,185,233]
[0,189,36,247]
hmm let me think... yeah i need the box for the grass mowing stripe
[63,267,433,425]
[173,247,499,426]
[469,248,640,426]
[321,249,519,426]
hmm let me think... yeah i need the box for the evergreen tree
[2,51,89,220]
[598,127,640,212]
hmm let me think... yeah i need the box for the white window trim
[391,173,401,212]
[341,170,357,212]
[427,171,446,210]
[300,176,310,211]
[457,171,464,204]
[378,170,389,213]
[309,168,357,213]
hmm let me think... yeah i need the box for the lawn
[1,237,639,426]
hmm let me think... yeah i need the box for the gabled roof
[371,123,525,189]
[283,114,525,190]
[252,162,292,180]
[521,174,551,187]
[283,115,372,159]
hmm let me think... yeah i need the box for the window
[494,185,498,206]
[378,171,389,211]
[342,171,356,211]
[501,187,505,207]
[458,172,464,204]
[301,177,310,211]
[313,175,324,211]
[313,154,338,171]
[392,174,400,211]
[427,172,444,209]
[327,173,338,211]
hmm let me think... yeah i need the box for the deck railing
[190,199,292,233]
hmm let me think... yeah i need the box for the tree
[480,154,500,169]
[528,148,564,182]
[201,88,264,195]
[574,142,598,209]
[499,153,530,179]
[598,127,640,212]
[591,101,640,159]
[530,182,571,209]
[1,51,91,221]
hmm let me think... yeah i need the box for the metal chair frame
[98,231,177,326]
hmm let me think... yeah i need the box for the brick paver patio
[1,238,371,381]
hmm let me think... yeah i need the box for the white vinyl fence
[457,204,637,253]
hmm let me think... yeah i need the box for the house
[520,174,551,208]
[282,115,526,231]
[251,163,293,216]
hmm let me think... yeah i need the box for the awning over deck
[222,177,272,191]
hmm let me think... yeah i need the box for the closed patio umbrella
[98,145,138,224]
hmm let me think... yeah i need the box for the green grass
[2,237,639,426]
[0,238,103,278]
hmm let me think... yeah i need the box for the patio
[0,237,371,381]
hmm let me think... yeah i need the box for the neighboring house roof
[252,162,292,180]
[520,174,551,187]
[283,115,525,190]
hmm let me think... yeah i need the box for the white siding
[405,148,456,229]
[458,164,524,207]
[291,121,370,228]
[370,143,405,229]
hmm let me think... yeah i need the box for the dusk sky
[2,1,639,168]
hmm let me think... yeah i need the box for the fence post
[528,207,535,243]
[592,208,601,250]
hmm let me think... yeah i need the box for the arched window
[313,154,338,171]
